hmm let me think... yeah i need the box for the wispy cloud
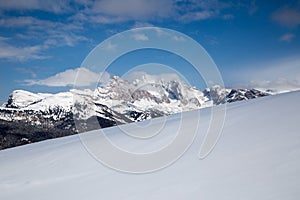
[101,41,117,51]
[0,16,88,60]
[132,22,154,28]
[0,39,47,61]
[0,16,86,44]
[176,0,231,22]
[15,67,37,78]
[132,33,149,41]
[272,7,300,28]
[0,0,260,62]
[0,0,256,26]
[69,0,174,24]
[0,0,252,53]
[172,35,186,42]
[222,14,234,20]
[24,67,111,87]
[248,0,258,15]
[44,32,88,47]
[179,10,215,22]
[123,71,186,85]
[204,35,219,45]
[0,0,81,14]
[90,0,174,20]
[71,0,238,24]
[233,56,300,93]
[279,33,295,42]
[249,78,300,93]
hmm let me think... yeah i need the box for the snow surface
[1,91,300,199]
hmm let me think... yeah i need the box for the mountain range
[0,73,269,150]
[1,89,299,200]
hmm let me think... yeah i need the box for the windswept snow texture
[0,91,300,200]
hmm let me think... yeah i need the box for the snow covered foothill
[0,91,299,200]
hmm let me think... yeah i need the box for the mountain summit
[0,74,269,150]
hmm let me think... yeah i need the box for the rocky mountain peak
[0,73,270,150]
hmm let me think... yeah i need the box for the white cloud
[249,78,300,93]
[0,0,255,62]
[0,0,258,26]
[101,41,117,51]
[71,0,237,25]
[152,27,170,37]
[172,35,186,42]
[123,71,186,86]
[204,35,219,45]
[0,16,88,60]
[0,0,80,14]
[272,8,300,28]
[0,0,233,23]
[279,33,295,42]
[70,0,174,24]
[0,30,88,61]
[83,15,126,24]
[91,0,174,20]
[15,67,37,78]
[233,56,300,93]
[179,10,214,22]
[25,68,111,87]
[248,0,258,15]
[132,33,149,41]
[46,33,88,47]
[0,40,47,61]
[132,22,154,28]
[222,14,234,20]
[0,36,9,41]
[0,16,45,28]
[0,33,87,61]
[0,16,86,45]
[176,0,232,22]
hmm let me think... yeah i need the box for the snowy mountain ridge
[0,74,270,149]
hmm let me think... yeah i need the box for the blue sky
[0,0,300,103]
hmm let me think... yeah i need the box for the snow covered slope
[0,91,299,200]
